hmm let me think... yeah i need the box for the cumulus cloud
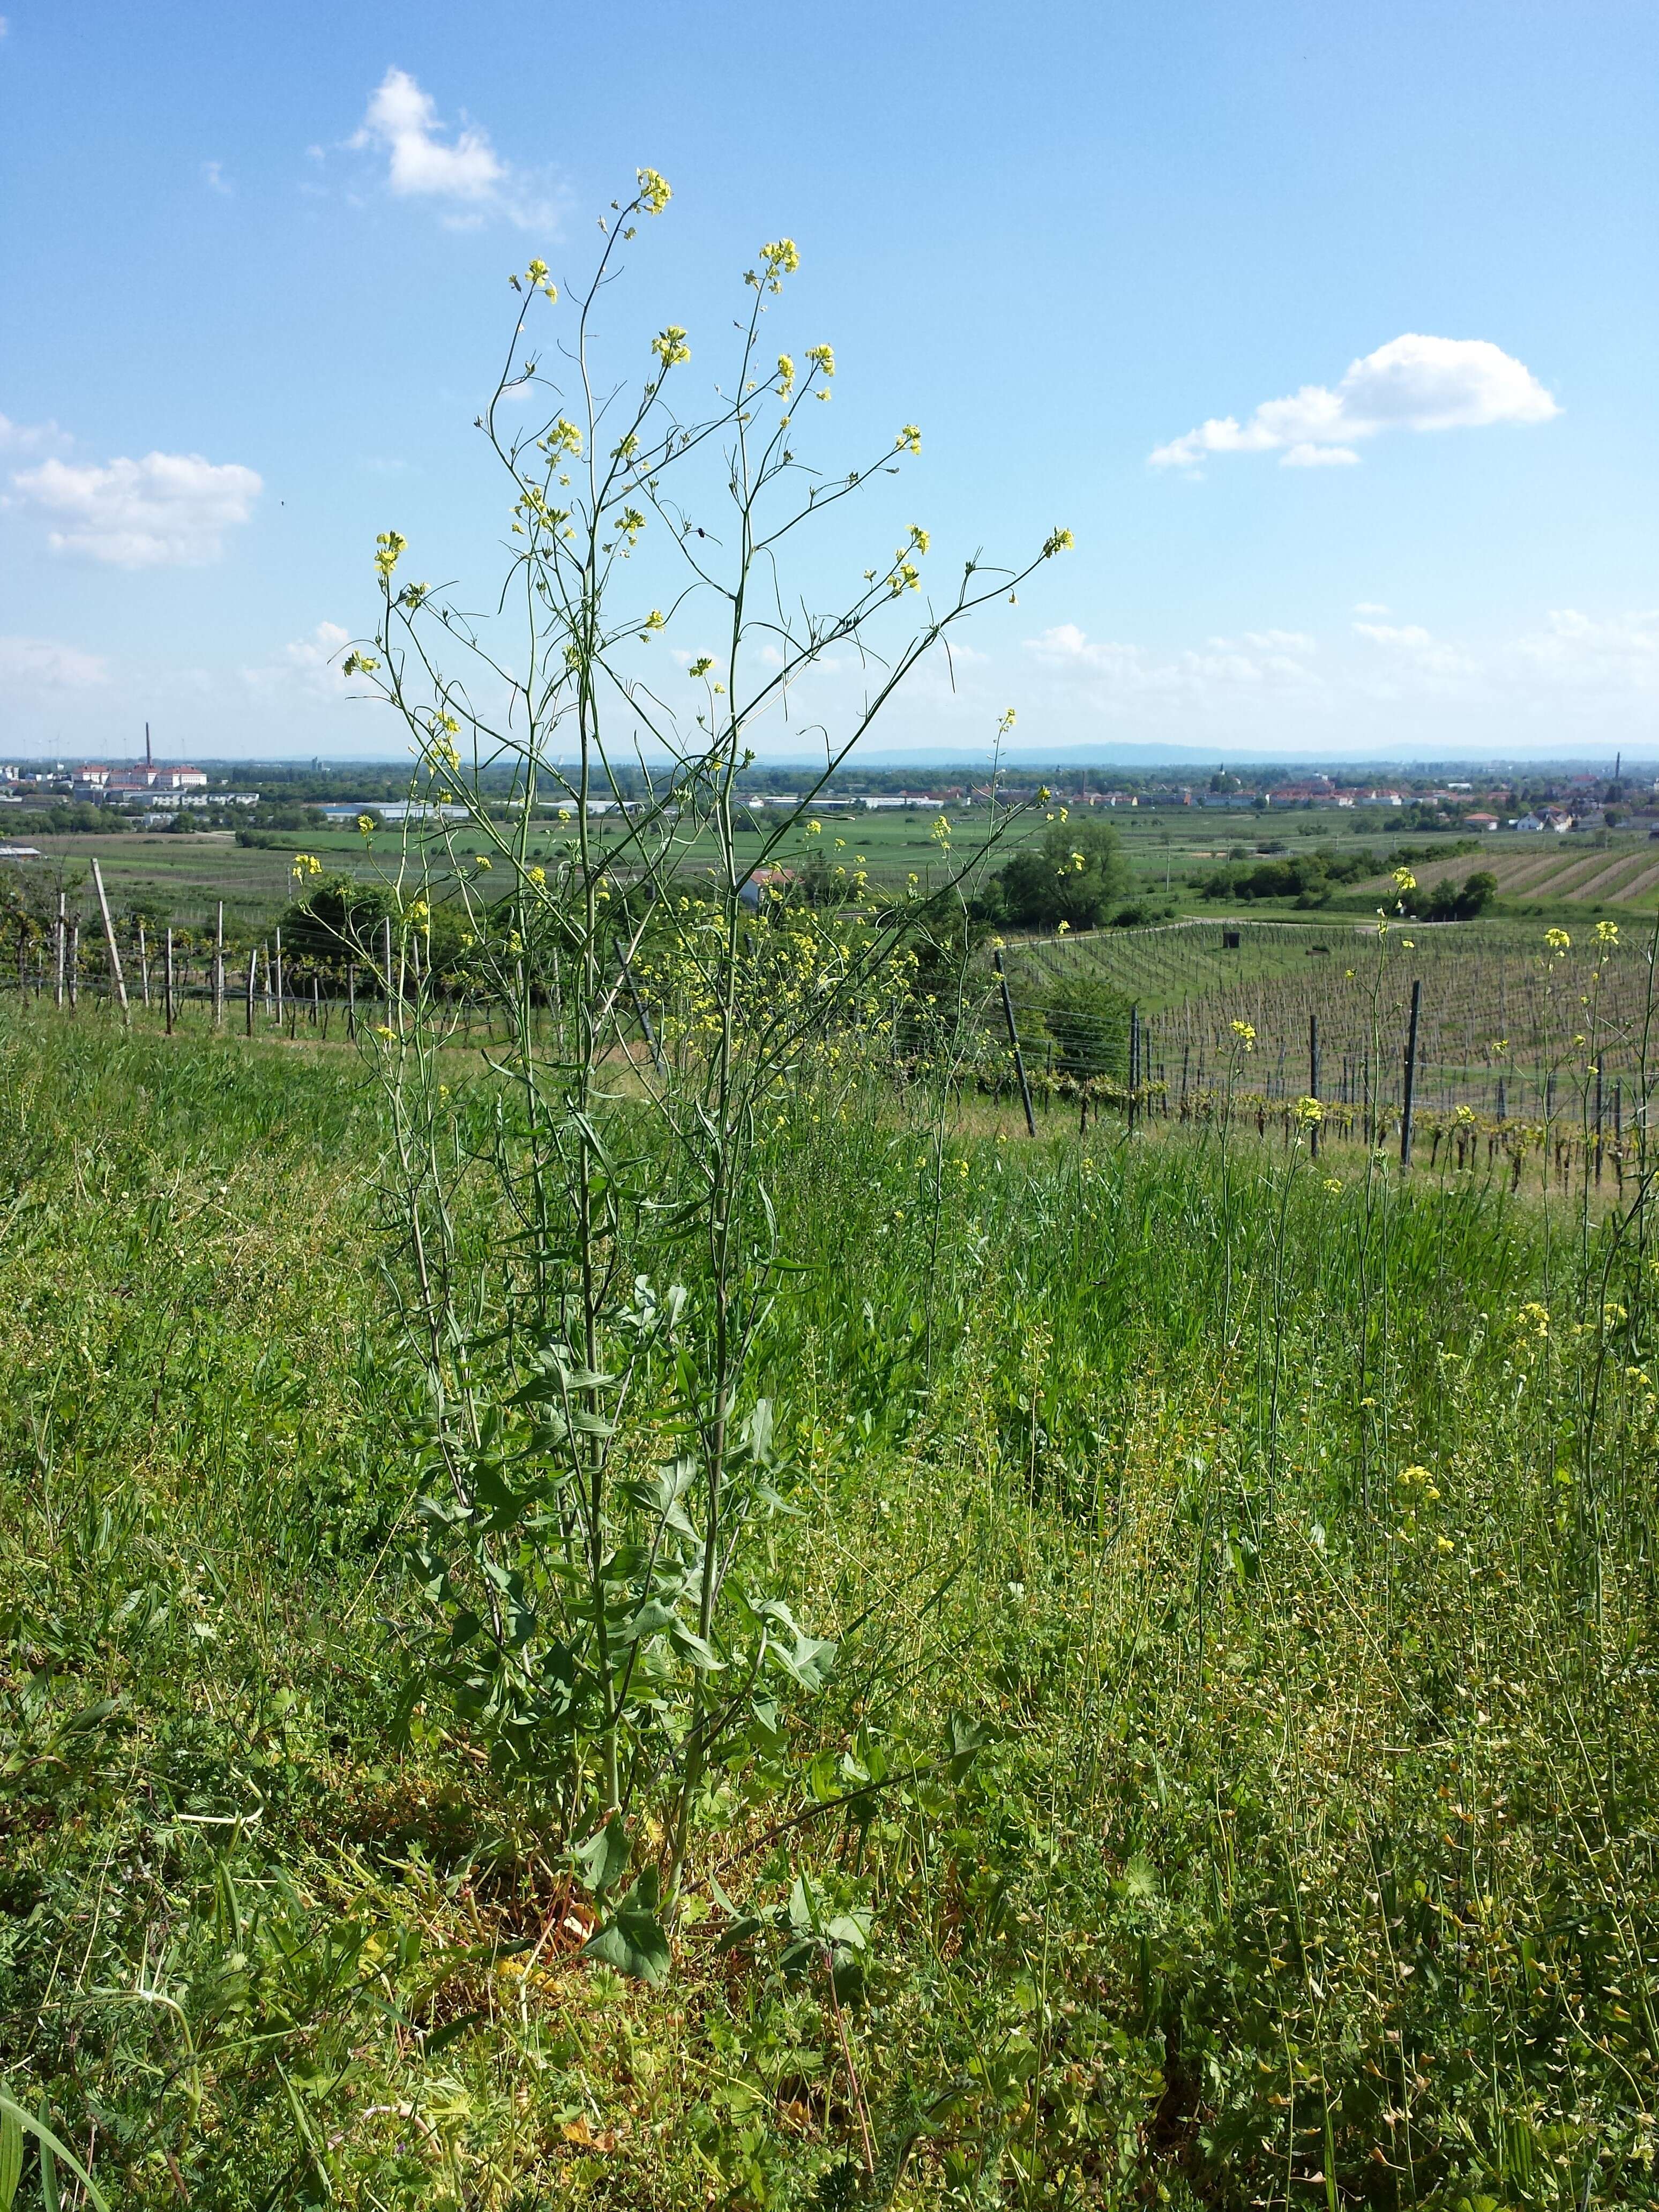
[1150,335,1558,471]
[243,621,355,704]
[0,636,110,690]
[0,412,70,458]
[11,450,263,567]
[1514,608,1659,691]
[1027,623,1322,699]
[201,160,233,196]
[1352,620,1475,678]
[350,67,552,229]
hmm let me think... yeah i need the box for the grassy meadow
[4,1003,1659,2207]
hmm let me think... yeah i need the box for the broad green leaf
[574,1812,630,1898]
[585,1866,671,1984]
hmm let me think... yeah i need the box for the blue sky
[2,0,1655,764]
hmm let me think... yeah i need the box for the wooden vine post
[1399,978,1423,1168]
[88,858,129,1025]
[993,948,1037,1139]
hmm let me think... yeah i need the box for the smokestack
[145,722,153,772]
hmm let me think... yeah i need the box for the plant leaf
[585,1865,671,1984]
[574,1812,631,1899]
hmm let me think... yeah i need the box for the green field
[5,1002,1659,2206]
[0,808,1501,944]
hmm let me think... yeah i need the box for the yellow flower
[898,425,922,454]
[1294,1095,1323,1124]
[1230,1019,1256,1050]
[1042,527,1075,556]
[690,656,715,677]
[1322,1176,1343,1195]
[636,167,672,214]
[1392,866,1416,895]
[1057,919,1070,934]
[1545,926,1571,952]
[806,343,835,377]
[652,325,691,369]
[759,237,799,274]
[474,854,492,870]
[356,814,376,837]
[374,529,407,580]
[1597,919,1619,945]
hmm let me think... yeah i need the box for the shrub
[988,818,1130,930]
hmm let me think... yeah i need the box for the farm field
[5,1005,1659,2206]
[1355,835,1659,911]
[0,809,1494,942]
[1004,915,1659,1131]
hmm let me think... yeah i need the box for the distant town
[0,746,1650,842]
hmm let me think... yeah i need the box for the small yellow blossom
[637,167,672,214]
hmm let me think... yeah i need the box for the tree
[277,874,396,967]
[990,817,1130,930]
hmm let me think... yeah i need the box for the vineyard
[1001,917,1658,1134]
[1356,839,1659,909]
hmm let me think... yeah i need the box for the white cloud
[1514,608,1659,691]
[1353,601,1391,615]
[243,620,355,704]
[1150,334,1558,470]
[0,412,70,458]
[1027,623,1322,699]
[1282,442,1359,468]
[0,635,110,690]
[1352,620,1474,677]
[350,67,552,230]
[201,160,233,196]
[11,450,263,567]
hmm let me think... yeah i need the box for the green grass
[5,1010,1659,2205]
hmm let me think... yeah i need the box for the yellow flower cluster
[375,529,407,581]
[653,326,691,369]
[636,168,672,215]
